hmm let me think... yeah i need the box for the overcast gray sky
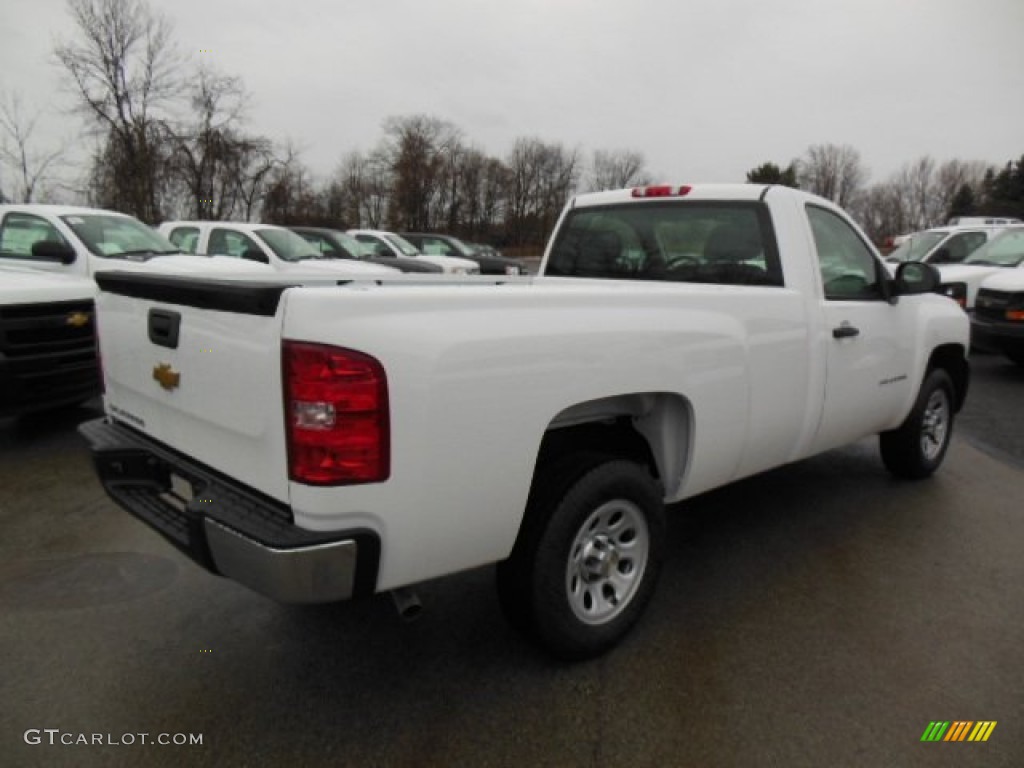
[3,0,1024,195]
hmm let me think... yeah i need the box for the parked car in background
[0,204,271,278]
[947,216,1021,226]
[885,224,1008,266]
[935,225,1024,310]
[401,232,528,275]
[290,227,442,273]
[0,266,100,417]
[971,269,1024,366]
[159,222,398,276]
[348,229,479,274]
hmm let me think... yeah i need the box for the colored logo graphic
[921,721,996,742]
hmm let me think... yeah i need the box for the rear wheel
[497,457,664,660]
[880,369,955,479]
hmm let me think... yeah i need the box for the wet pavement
[1,357,1022,767]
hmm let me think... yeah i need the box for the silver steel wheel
[920,388,950,461]
[566,499,650,625]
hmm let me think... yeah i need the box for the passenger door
[807,205,916,453]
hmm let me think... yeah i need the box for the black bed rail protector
[95,271,301,316]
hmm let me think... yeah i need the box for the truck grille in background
[0,299,100,415]
[974,289,1017,321]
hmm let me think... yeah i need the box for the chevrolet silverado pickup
[79,184,970,659]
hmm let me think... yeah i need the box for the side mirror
[893,261,940,295]
[241,247,270,264]
[31,240,76,265]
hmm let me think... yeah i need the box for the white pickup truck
[970,260,1024,367]
[79,184,969,659]
[0,267,100,416]
[934,225,1024,310]
[0,204,281,279]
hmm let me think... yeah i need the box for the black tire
[497,457,665,660]
[880,369,955,479]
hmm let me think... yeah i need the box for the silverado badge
[66,312,91,328]
[152,363,181,391]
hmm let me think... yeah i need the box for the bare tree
[167,64,252,219]
[506,137,579,246]
[587,148,648,191]
[0,90,67,202]
[796,143,866,208]
[54,0,182,221]
[381,114,460,231]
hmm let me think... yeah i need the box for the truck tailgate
[95,272,292,502]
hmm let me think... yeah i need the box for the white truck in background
[158,221,399,277]
[969,255,1024,367]
[80,184,969,659]
[0,205,281,279]
[0,266,100,417]
[0,204,278,418]
[934,225,1024,310]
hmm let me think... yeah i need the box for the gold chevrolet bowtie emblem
[66,312,90,328]
[152,363,180,391]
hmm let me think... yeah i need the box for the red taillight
[630,185,692,198]
[1007,310,1024,321]
[283,341,390,485]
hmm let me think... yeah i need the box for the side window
[422,237,454,256]
[168,227,199,254]
[0,213,70,258]
[806,205,883,301]
[356,235,388,256]
[208,229,259,258]
[306,234,331,253]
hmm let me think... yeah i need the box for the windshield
[887,231,945,263]
[384,233,422,257]
[444,236,475,256]
[60,214,179,258]
[964,229,1024,267]
[331,232,374,259]
[255,228,321,262]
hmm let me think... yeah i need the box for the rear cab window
[545,201,784,287]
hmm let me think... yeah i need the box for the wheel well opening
[537,417,659,479]
[927,344,969,412]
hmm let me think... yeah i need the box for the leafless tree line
[757,143,996,242]
[0,0,1015,250]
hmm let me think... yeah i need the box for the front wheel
[880,369,955,479]
[498,458,665,660]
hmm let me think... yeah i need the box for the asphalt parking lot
[1,354,1022,767]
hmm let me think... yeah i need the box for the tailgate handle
[148,309,181,349]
